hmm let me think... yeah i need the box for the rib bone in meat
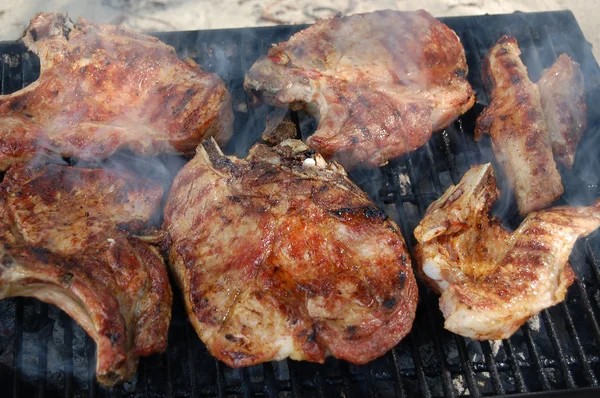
[0,164,172,386]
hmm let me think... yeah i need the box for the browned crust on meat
[164,138,417,366]
[475,35,563,215]
[0,12,233,171]
[244,10,474,169]
[0,164,172,386]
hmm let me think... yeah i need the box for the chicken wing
[414,163,600,340]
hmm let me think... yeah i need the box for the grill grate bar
[481,341,506,394]
[262,361,278,397]
[541,310,576,388]
[36,303,49,398]
[314,366,328,398]
[502,338,528,393]
[409,334,431,398]
[390,348,407,398]
[184,322,198,397]
[338,358,354,398]
[215,359,225,398]
[454,336,481,397]
[441,128,462,184]
[163,346,173,398]
[423,298,456,397]
[573,279,600,343]
[12,299,23,398]
[522,322,551,390]
[240,367,252,397]
[61,313,73,398]
[86,334,97,398]
[460,29,487,103]
[287,359,301,398]
[585,238,600,284]
[1,53,7,94]
[559,302,599,386]
[424,142,444,194]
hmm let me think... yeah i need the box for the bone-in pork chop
[0,12,233,171]
[244,10,475,169]
[163,138,417,366]
[0,164,172,386]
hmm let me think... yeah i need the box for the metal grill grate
[1,10,600,397]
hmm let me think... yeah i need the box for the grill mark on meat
[0,12,233,170]
[414,164,600,340]
[475,36,563,215]
[0,164,171,386]
[244,10,474,169]
[164,138,417,366]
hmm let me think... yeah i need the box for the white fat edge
[107,238,115,244]
[271,335,298,361]
[422,260,449,291]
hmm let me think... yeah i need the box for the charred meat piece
[0,164,172,386]
[475,36,563,215]
[538,53,587,168]
[244,10,475,169]
[414,163,600,340]
[164,138,417,366]
[0,12,233,171]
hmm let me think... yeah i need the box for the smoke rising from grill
[1,8,600,396]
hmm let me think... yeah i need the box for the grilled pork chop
[164,138,417,366]
[244,10,475,169]
[476,36,563,215]
[414,163,600,340]
[538,54,587,168]
[0,12,233,171]
[0,164,172,386]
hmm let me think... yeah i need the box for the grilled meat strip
[414,163,600,340]
[538,53,587,168]
[244,10,475,169]
[0,12,233,171]
[0,164,172,386]
[475,36,563,215]
[164,138,417,366]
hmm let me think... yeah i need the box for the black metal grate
[1,10,600,397]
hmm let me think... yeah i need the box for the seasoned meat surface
[244,10,475,169]
[414,163,600,340]
[0,12,233,171]
[164,138,417,366]
[538,53,587,168]
[476,36,563,215]
[0,164,172,386]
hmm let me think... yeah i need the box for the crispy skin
[414,163,600,340]
[476,36,563,215]
[164,138,417,366]
[538,54,587,168]
[0,164,172,386]
[244,10,475,169]
[0,12,233,171]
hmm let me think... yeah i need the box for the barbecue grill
[1,10,600,398]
